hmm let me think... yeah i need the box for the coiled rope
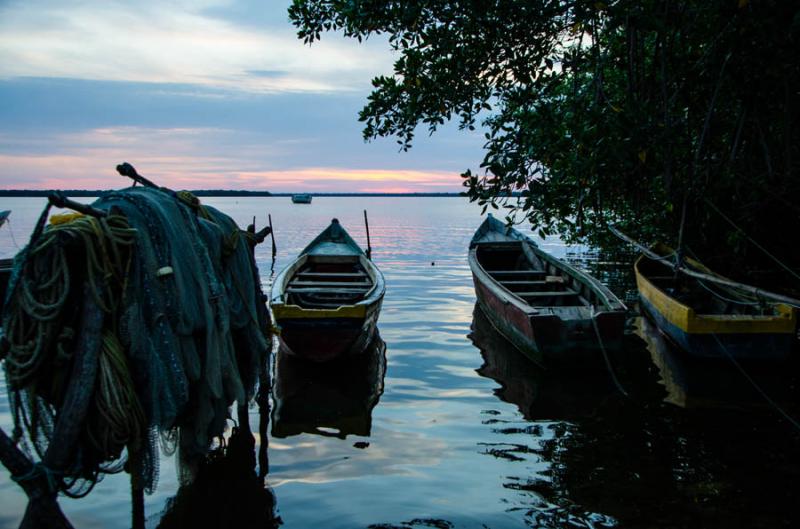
[5,214,135,387]
[3,211,145,489]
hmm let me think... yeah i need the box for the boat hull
[275,298,382,362]
[270,219,386,362]
[638,289,794,360]
[635,250,796,360]
[471,269,625,366]
[468,215,627,367]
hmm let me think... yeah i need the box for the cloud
[0,0,393,93]
[0,126,465,192]
[246,70,291,78]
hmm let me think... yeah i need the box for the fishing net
[1,186,270,496]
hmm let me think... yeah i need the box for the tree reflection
[470,304,800,528]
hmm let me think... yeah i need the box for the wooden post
[268,214,276,262]
[130,450,145,529]
[364,210,372,260]
[257,357,271,480]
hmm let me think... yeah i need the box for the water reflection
[639,316,797,410]
[156,428,280,529]
[271,334,387,439]
[470,304,619,421]
[472,302,800,528]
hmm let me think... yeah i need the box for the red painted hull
[277,299,382,362]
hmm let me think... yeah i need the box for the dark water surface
[0,197,799,528]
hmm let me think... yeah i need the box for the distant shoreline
[0,190,467,198]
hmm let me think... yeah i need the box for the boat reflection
[637,316,796,409]
[157,428,280,529]
[470,303,660,527]
[271,333,387,439]
[470,304,620,420]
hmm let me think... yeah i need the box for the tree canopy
[289,0,800,281]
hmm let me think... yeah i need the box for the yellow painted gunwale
[634,249,796,335]
[271,303,367,320]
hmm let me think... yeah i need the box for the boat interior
[475,241,588,307]
[639,258,778,316]
[285,255,374,309]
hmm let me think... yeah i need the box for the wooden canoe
[270,218,385,362]
[468,215,627,366]
[635,243,796,360]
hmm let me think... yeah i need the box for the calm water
[1,196,799,528]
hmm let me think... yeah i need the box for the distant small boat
[291,194,312,204]
[270,218,385,361]
[468,215,627,365]
[635,243,797,360]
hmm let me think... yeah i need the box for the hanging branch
[609,225,800,307]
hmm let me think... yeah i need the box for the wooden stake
[268,214,276,261]
[364,210,372,259]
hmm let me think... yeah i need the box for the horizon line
[0,189,473,198]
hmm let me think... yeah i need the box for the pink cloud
[0,127,466,192]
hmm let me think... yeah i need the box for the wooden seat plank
[519,290,579,297]
[489,270,545,276]
[287,287,370,294]
[297,272,366,279]
[288,280,372,288]
[498,280,549,287]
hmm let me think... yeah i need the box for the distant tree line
[0,190,273,197]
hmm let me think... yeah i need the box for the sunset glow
[0,1,482,193]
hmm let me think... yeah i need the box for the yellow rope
[86,331,146,456]
[176,190,212,220]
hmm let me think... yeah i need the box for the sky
[0,0,484,192]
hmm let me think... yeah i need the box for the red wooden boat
[468,215,627,366]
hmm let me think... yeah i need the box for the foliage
[290,0,800,278]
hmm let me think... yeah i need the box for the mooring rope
[11,461,63,494]
[590,308,630,398]
[710,334,800,433]
[706,199,800,285]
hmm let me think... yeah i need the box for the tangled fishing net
[1,186,270,496]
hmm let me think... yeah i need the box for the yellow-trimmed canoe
[270,218,385,362]
[635,243,797,360]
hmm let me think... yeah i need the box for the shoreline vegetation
[0,190,472,198]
